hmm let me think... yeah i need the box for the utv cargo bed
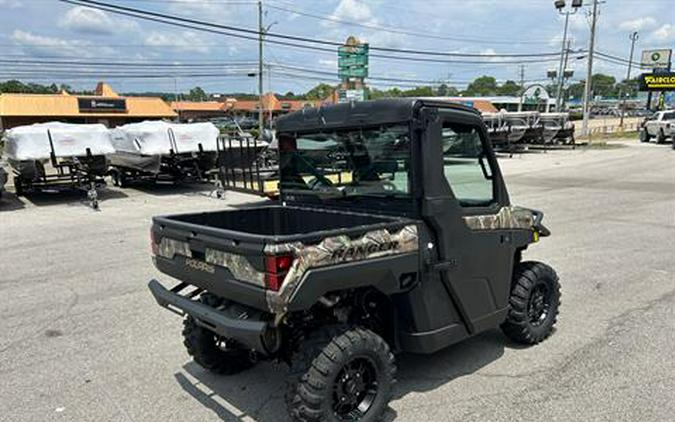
[160,205,405,240]
[151,205,419,311]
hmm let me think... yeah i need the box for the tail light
[264,254,294,291]
[150,229,159,256]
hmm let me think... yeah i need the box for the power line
[59,0,563,58]
[265,2,552,46]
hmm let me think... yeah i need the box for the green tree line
[0,73,640,102]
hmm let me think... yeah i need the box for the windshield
[278,124,412,204]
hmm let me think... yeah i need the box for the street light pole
[554,0,581,112]
[581,0,599,137]
[257,0,264,140]
[555,10,571,112]
[619,31,639,128]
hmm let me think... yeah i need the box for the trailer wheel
[14,177,24,196]
[501,261,560,345]
[285,326,396,422]
[182,293,255,375]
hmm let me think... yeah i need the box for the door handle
[433,259,458,271]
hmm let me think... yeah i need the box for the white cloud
[327,0,378,26]
[650,24,675,42]
[60,6,138,35]
[319,58,338,68]
[144,31,211,54]
[10,30,101,57]
[619,17,657,32]
[167,0,222,17]
[0,0,22,8]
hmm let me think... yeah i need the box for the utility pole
[619,31,639,128]
[518,64,525,112]
[257,0,264,140]
[560,40,573,110]
[581,0,599,137]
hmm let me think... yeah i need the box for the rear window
[278,124,412,205]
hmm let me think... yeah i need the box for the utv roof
[276,98,480,133]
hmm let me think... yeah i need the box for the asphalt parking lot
[1,140,674,422]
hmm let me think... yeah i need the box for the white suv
[640,110,675,144]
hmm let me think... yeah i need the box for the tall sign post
[338,36,369,103]
[639,48,673,111]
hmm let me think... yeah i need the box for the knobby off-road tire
[501,261,561,345]
[285,326,396,422]
[182,293,255,375]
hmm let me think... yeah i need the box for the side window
[441,122,495,207]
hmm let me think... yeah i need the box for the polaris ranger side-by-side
[148,99,560,422]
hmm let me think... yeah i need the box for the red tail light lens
[264,254,294,291]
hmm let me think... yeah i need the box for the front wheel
[286,326,396,422]
[657,129,666,144]
[501,261,561,345]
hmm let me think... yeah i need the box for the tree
[436,83,459,96]
[305,83,335,100]
[496,80,522,96]
[187,86,208,101]
[614,77,638,99]
[590,74,616,98]
[464,76,498,96]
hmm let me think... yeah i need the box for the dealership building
[0,82,176,130]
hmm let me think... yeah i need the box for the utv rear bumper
[148,279,272,353]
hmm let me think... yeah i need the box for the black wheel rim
[332,357,379,420]
[528,283,551,326]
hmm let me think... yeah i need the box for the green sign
[338,44,369,56]
[338,67,368,78]
[338,55,368,68]
[338,42,369,80]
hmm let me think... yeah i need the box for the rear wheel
[182,293,255,375]
[639,130,650,143]
[286,326,396,422]
[501,261,560,345]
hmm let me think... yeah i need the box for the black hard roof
[276,98,480,133]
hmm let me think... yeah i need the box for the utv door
[419,107,515,334]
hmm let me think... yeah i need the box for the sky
[0,0,673,95]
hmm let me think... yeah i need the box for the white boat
[108,121,220,184]
[2,122,114,208]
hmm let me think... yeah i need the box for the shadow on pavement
[9,188,128,208]
[128,181,218,197]
[174,330,508,421]
[0,191,26,211]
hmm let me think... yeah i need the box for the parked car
[640,110,675,144]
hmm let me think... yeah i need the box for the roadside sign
[338,89,366,103]
[338,38,369,81]
[638,72,675,91]
[641,49,672,70]
[522,84,550,104]
[338,67,368,79]
[338,44,369,56]
[338,55,368,68]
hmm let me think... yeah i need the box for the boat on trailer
[107,121,220,186]
[3,122,114,208]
